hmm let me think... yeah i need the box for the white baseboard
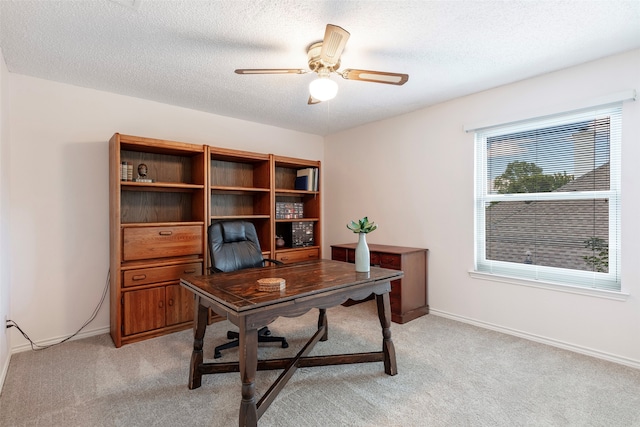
[0,351,9,395]
[10,325,110,354]
[430,309,640,370]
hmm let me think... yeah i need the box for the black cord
[6,270,110,351]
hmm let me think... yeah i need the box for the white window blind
[474,105,621,291]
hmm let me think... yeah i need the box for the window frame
[473,105,622,293]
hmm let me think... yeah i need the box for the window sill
[468,270,630,301]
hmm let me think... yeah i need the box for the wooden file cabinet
[331,243,428,324]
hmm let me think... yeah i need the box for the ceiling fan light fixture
[309,76,338,101]
[235,24,408,105]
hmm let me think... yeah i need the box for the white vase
[355,233,370,272]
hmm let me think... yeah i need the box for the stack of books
[294,167,319,191]
[120,162,133,181]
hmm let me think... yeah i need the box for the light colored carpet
[1,301,640,426]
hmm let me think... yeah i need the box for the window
[474,105,621,292]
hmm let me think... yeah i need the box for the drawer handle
[280,257,289,261]
[159,231,173,236]
[308,254,315,258]
[183,268,196,274]
[132,274,146,281]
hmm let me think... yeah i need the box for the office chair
[208,220,289,358]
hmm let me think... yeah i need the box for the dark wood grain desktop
[180,259,402,427]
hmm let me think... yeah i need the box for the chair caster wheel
[282,341,289,349]
[214,351,222,359]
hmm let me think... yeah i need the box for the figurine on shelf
[276,236,286,248]
[135,163,153,182]
[138,163,148,178]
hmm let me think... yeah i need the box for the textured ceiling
[1,1,639,136]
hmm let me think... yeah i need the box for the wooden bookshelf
[110,135,322,346]
[109,133,207,347]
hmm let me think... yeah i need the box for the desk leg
[376,293,398,376]
[318,308,328,341]
[188,298,208,390]
[238,321,258,427]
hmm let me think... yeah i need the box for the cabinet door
[165,284,194,326]
[123,288,166,335]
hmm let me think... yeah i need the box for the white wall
[3,47,639,375]
[6,74,323,352]
[324,49,640,368]
[0,47,11,390]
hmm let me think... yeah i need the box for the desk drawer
[275,248,319,263]
[380,254,401,270]
[123,225,203,261]
[331,247,348,262]
[123,262,202,288]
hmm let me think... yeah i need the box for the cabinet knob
[167,299,174,307]
[159,231,173,236]
[158,301,164,308]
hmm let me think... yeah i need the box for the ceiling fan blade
[235,69,307,74]
[341,69,409,85]
[308,95,322,105]
[319,24,350,65]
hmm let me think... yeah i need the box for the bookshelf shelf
[211,186,271,194]
[121,182,204,192]
[210,214,271,220]
[275,218,320,223]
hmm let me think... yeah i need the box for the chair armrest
[263,258,284,266]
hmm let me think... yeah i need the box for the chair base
[214,326,289,358]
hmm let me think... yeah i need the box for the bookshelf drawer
[275,248,319,263]
[123,262,202,288]
[123,225,203,261]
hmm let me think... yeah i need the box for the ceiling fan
[235,24,409,104]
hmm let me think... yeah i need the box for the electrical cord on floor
[6,269,110,351]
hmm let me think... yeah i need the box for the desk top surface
[180,259,402,313]
[331,242,428,254]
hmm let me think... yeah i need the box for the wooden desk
[180,259,402,427]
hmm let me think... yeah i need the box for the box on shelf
[292,221,314,247]
[276,202,304,219]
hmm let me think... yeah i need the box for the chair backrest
[208,221,265,272]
